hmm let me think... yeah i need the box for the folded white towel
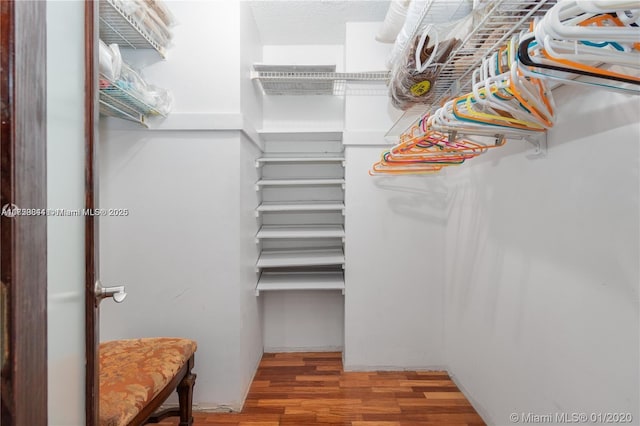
[376,0,411,44]
[98,40,123,81]
[99,40,115,80]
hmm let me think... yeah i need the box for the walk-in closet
[3,0,637,425]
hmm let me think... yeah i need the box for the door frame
[1,1,100,425]
[85,1,100,425]
[0,1,48,424]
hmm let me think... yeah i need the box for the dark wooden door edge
[0,1,48,425]
[85,1,100,425]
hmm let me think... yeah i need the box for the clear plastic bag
[113,0,173,49]
[389,9,480,110]
[143,0,176,27]
[387,0,473,68]
[389,25,463,110]
[118,65,173,115]
[98,41,123,81]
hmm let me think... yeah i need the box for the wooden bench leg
[178,360,196,426]
[145,355,196,426]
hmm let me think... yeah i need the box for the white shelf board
[257,129,343,141]
[256,225,344,241]
[256,271,345,296]
[257,248,345,270]
[256,201,345,216]
[256,178,345,189]
[256,157,345,167]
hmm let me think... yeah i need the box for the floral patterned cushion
[99,337,197,426]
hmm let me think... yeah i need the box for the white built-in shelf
[255,271,345,296]
[256,157,345,167]
[255,178,345,190]
[254,135,346,292]
[257,129,343,142]
[256,248,345,270]
[256,201,345,216]
[256,225,344,242]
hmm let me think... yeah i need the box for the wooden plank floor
[158,352,485,426]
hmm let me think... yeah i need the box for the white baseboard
[263,345,343,353]
[158,402,239,413]
[238,348,264,409]
[448,371,493,426]
[342,364,449,372]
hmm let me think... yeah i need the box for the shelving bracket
[446,129,546,160]
[524,133,547,159]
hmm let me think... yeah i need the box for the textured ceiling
[249,1,390,45]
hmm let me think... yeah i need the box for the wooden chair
[99,338,197,426]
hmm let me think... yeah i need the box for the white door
[46,1,88,424]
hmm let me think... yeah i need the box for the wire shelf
[389,0,476,66]
[252,65,390,96]
[386,0,557,139]
[99,0,166,58]
[99,76,164,126]
[99,97,147,127]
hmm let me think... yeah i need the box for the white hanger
[541,35,640,67]
[577,0,640,14]
[518,29,640,94]
[542,1,639,43]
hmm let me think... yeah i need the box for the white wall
[263,291,345,351]
[99,0,264,410]
[99,130,246,407]
[343,22,447,369]
[241,2,263,131]
[120,0,241,115]
[344,148,448,369]
[238,133,263,399]
[344,22,401,135]
[443,86,640,425]
[100,132,264,410]
[237,2,264,401]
